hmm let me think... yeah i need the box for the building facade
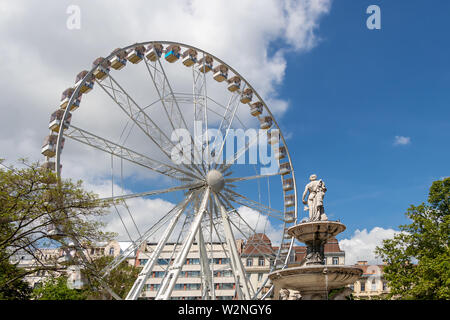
[350,261,390,299]
[13,235,352,300]
[11,240,136,290]
[136,241,236,300]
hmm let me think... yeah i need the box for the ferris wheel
[41,41,298,300]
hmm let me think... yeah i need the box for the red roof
[241,233,274,256]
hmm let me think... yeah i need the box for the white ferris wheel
[41,41,298,300]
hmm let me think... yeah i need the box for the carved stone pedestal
[268,221,362,300]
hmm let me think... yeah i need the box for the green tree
[83,255,140,300]
[0,159,116,296]
[32,276,87,300]
[0,252,32,300]
[375,177,450,299]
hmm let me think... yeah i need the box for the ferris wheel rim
[49,40,298,300]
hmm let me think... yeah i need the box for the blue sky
[277,0,450,239]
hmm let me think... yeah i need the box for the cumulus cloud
[339,227,401,265]
[236,206,284,246]
[393,135,411,146]
[0,0,331,165]
[0,0,331,244]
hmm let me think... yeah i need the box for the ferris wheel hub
[206,169,225,192]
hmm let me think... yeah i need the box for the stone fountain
[268,174,363,300]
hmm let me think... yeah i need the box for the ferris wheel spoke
[223,188,286,222]
[97,182,203,202]
[220,128,267,173]
[101,192,196,278]
[64,125,199,182]
[95,76,200,178]
[125,191,194,300]
[213,193,255,299]
[209,210,249,299]
[227,216,278,262]
[211,91,241,168]
[143,58,204,177]
[192,63,210,174]
[155,188,210,300]
[225,172,282,183]
[207,96,247,130]
[216,194,280,259]
[196,226,215,300]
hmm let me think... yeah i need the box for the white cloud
[0,0,331,166]
[393,135,411,146]
[339,227,401,265]
[236,206,284,246]
[0,0,331,244]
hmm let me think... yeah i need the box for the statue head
[309,174,317,181]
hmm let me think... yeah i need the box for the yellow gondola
[249,102,263,116]
[240,88,253,104]
[227,76,241,92]
[110,48,128,70]
[275,146,287,160]
[127,46,145,64]
[213,64,228,82]
[92,57,111,80]
[60,88,81,111]
[182,48,198,67]
[145,43,163,61]
[279,162,291,175]
[282,178,294,191]
[49,109,72,132]
[259,116,272,130]
[198,55,213,73]
[165,44,181,63]
[41,134,64,158]
[75,70,94,94]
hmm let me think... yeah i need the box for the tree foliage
[83,255,140,300]
[0,251,32,300]
[0,159,116,296]
[32,276,87,300]
[375,177,450,299]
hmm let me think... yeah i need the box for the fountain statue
[268,174,363,300]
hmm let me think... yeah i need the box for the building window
[371,280,377,291]
[349,284,354,291]
[383,281,388,291]
[332,257,339,265]
[109,247,114,256]
[360,282,365,292]
[152,271,165,278]
[217,283,234,290]
[257,273,263,282]
[158,258,170,265]
[246,258,253,267]
[258,257,265,266]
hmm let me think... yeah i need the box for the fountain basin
[269,265,363,300]
[288,221,346,243]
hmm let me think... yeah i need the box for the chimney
[357,260,368,265]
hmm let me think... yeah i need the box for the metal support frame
[214,193,253,299]
[125,193,192,300]
[197,227,215,300]
[144,58,204,176]
[155,188,210,300]
[65,125,198,182]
